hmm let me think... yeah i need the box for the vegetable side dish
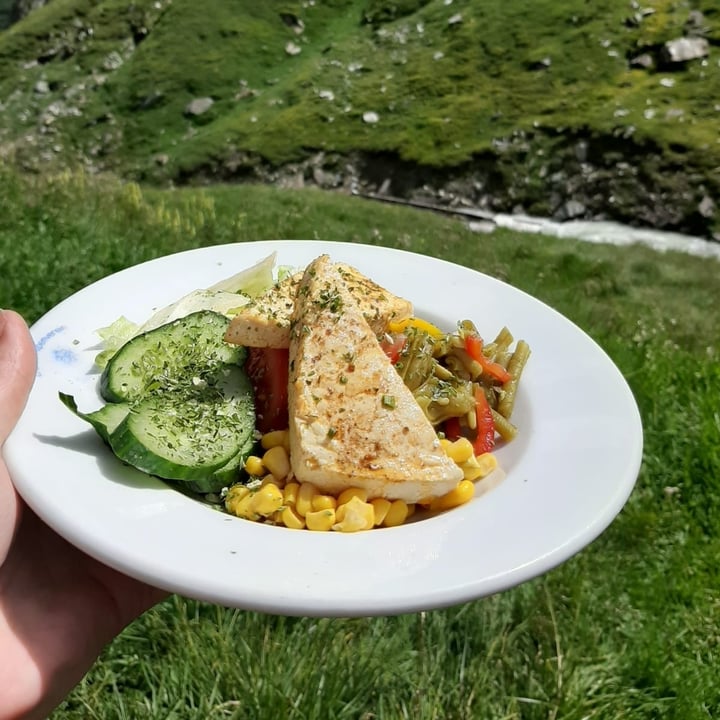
[61,252,530,532]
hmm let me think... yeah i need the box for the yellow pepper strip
[387,317,445,339]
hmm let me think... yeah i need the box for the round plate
[5,241,642,616]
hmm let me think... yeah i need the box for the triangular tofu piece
[224,263,413,348]
[288,255,463,503]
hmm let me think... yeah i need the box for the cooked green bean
[491,408,518,442]
[497,340,530,418]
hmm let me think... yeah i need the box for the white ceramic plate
[5,241,642,617]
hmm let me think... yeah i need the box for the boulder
[184,97,214,116]
[661,37,709,65]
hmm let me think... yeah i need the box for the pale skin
[0,310,166,720]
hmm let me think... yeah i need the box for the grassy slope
[2,167,719,718]
[0,0,719,182]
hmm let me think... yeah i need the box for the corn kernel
[261,430,290,451]
[382,499,409,527]
[476,452,498,476]
[281,505,306,530]
[406,503,416,518]
[244,455,265,477]
[296,482,318,517]
[306,508,336,531]
[312,494,337,512]
[370,497,392,526]
[262,445,291,481]
[337,487,368,505]
[445,437,474,464]
[430,480,475,512]
[224,484,250,515]
[460,452,498,482]
[230,491,260,520]
[333,496,374,532]
[250,483,284,516]
[283,481,300,506]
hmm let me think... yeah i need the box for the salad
[61,253,529,532]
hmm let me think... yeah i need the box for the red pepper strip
[464,335,512,384]
[472,387,496,455]
[380,334,407,364]
[443,416,462,441]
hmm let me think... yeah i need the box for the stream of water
[469,214,720,261]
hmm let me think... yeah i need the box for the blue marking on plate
[35,326,66,352]
[52,348,77,364]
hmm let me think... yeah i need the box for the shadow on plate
[33,430,166,491]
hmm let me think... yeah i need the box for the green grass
[2,166,719,719]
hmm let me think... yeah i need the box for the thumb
[0,310,37,444]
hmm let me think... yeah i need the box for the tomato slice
[244,347,289,433]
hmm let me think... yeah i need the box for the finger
[0,310,37,444]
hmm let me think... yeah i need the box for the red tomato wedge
[245,347,289,433]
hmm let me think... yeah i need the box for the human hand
[0,310,167,720]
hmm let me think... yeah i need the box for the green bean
[497,340,530,418]
[491,408,518,442]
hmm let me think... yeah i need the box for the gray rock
[184,97,214,116]
[563,199,586,219]
[698,195,715,219]
[102,51,124,71]
[661,37,708,65]
[629,53,654,70]
[33,80,49,94]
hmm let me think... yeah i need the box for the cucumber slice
[187,440,255,494]
[100,311,245,403]
[59,393,130,444]
[108,365,255,483]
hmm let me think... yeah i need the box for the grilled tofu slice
[224,263,413,348]
[288,255,463,503]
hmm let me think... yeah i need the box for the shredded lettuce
[207,251,277,296]
[94,316,139,369]
[94,252,280,369]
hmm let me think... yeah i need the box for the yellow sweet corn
[262,445,291,481]
[283,481,300,506]
[243,455,265,477]
[224,484,250,516]
[261,430,290,451]
[429,480,475,512]
[250,483,284,516]
[306,508,336,531]
[382,499,409,527]
[312,494,337,512]
[370,497,392,526]
[460,452,498,482]
[443,437,474,464]
[228,490,259,520]
[281,505,305,530]
[296,482,317,517]
[337,487,368,505]
[333,496,374,532]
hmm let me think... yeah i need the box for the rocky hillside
[0,0,718,238]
